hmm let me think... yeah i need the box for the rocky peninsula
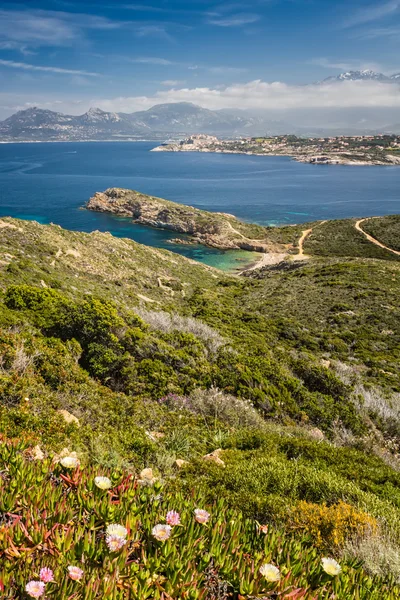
[86,187,295,255]
[86,189,400,273]
[151,134,400,166]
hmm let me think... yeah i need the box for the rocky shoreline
[151,134,400,166]
[86,187,293,256]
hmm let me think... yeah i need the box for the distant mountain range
[0,103,287,142]
[1,70,400,141]
[322,69,400,83]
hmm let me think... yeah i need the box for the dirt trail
[355,218,400,256]
[225,220,265,242]
[238,219,327,274]
[297,228,313,257]
[226,221,247,239]
[294,220,327,260]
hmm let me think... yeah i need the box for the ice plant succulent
[25,581,45,598]
[60,456,79,469]
[106,524,128,539]
[106,534,127,552]
[321,557,342,576]
[1,441,399,599]
[152,524,172,541]
[166,510,180,526]
[39,567,54,583]
[259,563,281,582]
[94,476,112,490]
[194,508,210,524]
[67,566,84,581]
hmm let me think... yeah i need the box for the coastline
[0,139,164,144]
[238,251,288,274]
[1,139,399,166]
[151,146,400,167]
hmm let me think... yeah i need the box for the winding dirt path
[297,228,313,257]
[355,218,400,256]
[226,220,265,242]
[238,219,330,274]
[294,220,327,260]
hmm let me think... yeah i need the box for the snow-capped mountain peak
[322,70,393,83]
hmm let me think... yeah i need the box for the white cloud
[310,57,385,72]
[207,13,260,26]
[0,9,126,49]
[130,57,174,65]
[161,80,185,86]
[344,1,400,28]
[125,57,246,73]
[0,41,35,56]
[0,59,99,77]
[90,79,400,113]
[3,79,400,120]
[354,26,400,39]
[135,25,175,42]
[207,66,247,74]
[118,3,170,12]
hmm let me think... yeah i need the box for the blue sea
[0,141,399,271]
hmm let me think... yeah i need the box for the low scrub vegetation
[134,308,225,353]
[1,440,399,599]
[362,216,400,253]
[1,218,400,598]
[302,219,399,261]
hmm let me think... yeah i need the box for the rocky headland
[86,187,293,255]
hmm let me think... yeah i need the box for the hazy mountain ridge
[0,102,278,141]
[2,69,400,141]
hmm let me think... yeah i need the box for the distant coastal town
[152,133,400,166]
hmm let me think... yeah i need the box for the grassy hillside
[302,219,400,260]
[1,216,400,598]
[362,215,400,252]
[243,257,400,390]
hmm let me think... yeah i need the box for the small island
[152,133,400,166]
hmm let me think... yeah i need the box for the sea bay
[0,141,399,271]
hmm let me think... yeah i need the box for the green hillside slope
[1,216,400,598]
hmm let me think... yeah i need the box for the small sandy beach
[239,252,288,274]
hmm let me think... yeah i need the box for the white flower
[60,456,79,469]
[67,565,84,581]
[259,563,281,582]
[106,524,128,539]
[321,557,342,576]
[106,534,127,552]
[94,476,112,490]
[152,524,172,541]
[25,581,45,598]
[194,509,210,524]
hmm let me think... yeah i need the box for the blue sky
[0,0,400,117]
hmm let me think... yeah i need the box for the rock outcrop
[86,188,286,254]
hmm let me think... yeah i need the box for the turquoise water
[0,141,399,271]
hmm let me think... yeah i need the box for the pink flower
[166,510,181,526]
[106,534,127,552]
[152,524,172,541]
[25,581,45,598]
[194,508,210,524]
[39,567,54,583]
[67,566,84,581]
